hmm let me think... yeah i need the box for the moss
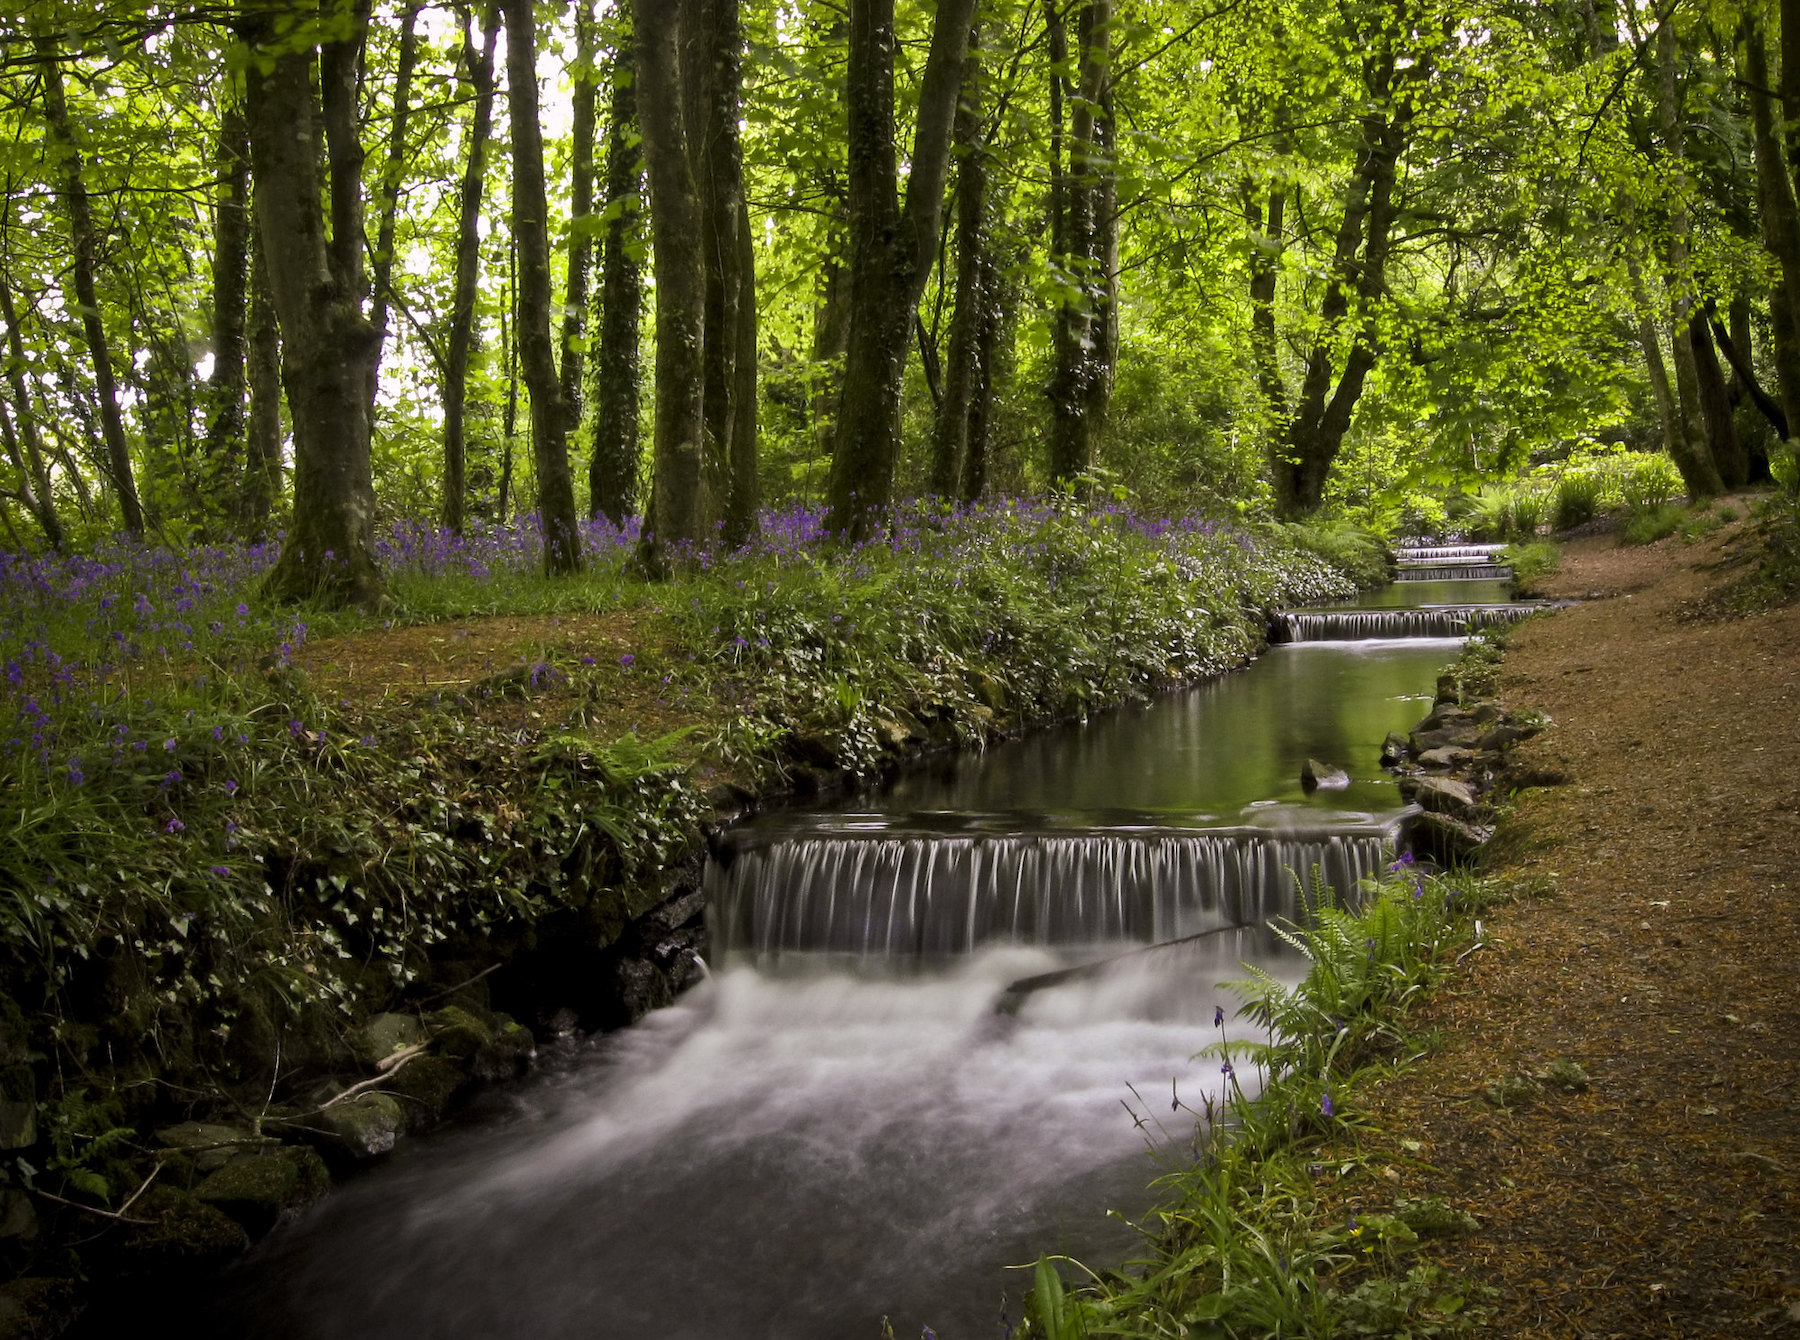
[385,1054,467,1132]
[110,1185,249,1276]
[424,1006,492,1061]
[194,1146,330,1236]
[0,1278,82,1340]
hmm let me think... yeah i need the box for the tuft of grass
[1501,540,1560,596]
[1619,504,1684,546]
[1551,472,1603,530]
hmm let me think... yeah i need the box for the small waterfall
[1396,562,1512,581]
[1398,544,1506,562]
[1271,605,1535,642]
[707,826,1396,960]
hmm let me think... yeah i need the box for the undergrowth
[1019,863,1500,1340]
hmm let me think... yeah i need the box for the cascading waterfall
[1397,561,1514,581]
[1271,605,1535,642]
[708,824,1398,960]
[1397,543,1506,562]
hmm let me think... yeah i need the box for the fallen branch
[29,1161,162,1228]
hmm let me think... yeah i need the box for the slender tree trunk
[824,0,980,540]
[36,36,144,535]
[1047,0,1115,486]
[683,0,759,548]
[560,0,599,437]
[590,18,644,525]
[1244,178,1288,434]
[245,4,385,608]
[242,231,282,539]
[443,3,500,534]
[809,253,850,473]
[1274,69,1409,517]
[0,273,64,548]
[504,0,583,575]
[1743,13,1800,437]
[367,4,421,413]
[1626,253,1682,459]
[1658,20,1725,500]
[202,96,252,529]
[931,30,987,498]
[637,0,710,564]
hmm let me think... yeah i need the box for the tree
[823,0,980,541]
[503,0,583,575]
[243,0,385,608]
[590,13,645,526]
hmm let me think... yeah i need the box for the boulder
[0,1187,35,1242]
[1400,774,1480,818]
[1416,745,1473,770]
[1409,811,1492,863]
[1477,723,1532,751]
[473,1018,538,1084]
[1417,704,1469,733]
[348,1012,426,1070]
[1300,758,1350,791]
[425,1006,493,1061]
[111,1186,249,1277]
[194,1146,330,1237]
[154,1122,275,1176]
[1411,722,1484,753]
[1379,731,1411,767]
[1469,700,1504,725]
[384,1054,468,1133]
[311,1093,403,1163]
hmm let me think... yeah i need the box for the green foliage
[1272,520,1392,590]
[1618,504,1684,546]
[1550,472,1602,529]
[1501,540,1560,595]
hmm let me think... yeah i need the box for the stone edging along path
[1321,521,1800,1338]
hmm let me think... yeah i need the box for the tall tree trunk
[1690,312,1746,487]
[1047,0,1115,486]
[245,2,385,608]
[367,4,421,412]
[1244,177,1288,435]
[36,35,144,535]
[824,0,980,541]
[590,17,644,525]
[242,231,282,540]
[202,96,252,529]
[1743,13,1800,437]
[809,252,850,477]
[1657,20,1725,500]
[560,0,599,437]
[683,0,759,548]
[1626,253,1682,459]
[930,30,988,498]
[637,0,710,564]
[1274,65,1410,517]
[504,0,583,575]
[443,3,500,534]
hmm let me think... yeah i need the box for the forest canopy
[0,0,1794,603]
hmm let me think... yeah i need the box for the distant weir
[1270,605,1537,642]
[1397,543,1507,562]
[1396,562,1513,581]
[706,825,1399,960]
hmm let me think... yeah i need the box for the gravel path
[1339,517,1800,1337]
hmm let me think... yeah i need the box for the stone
[1393,1196,1480,1237]
[1482,1074,1542,1108]
[610,957,673,1025]
[425,1006,493,1061]
[194,1146,330,1237]
[311,1093,403,1163]
[1380,731,1411,766]
[1470,700,1504,724]
[385,1054,467,1133]
[0,1187,36,1241]
[0,993,28,1069]
[154,1122,274,1175]
[473,1018,538,1084]
[1400,774,1479,817]
[1534,1059,1590,1092]
[1416,746,1473,769]
[1411,722,1484,752]
[0,1068,34,1151]
[1418,703,1469,733]
[1477,723,1531,750]
[112,1185,249,1276]
[640,889,706,938]
[1300,758,1350,791]
[1503,764,1569,791]
[348,1012,426,1069]
[1409,811,1492,863]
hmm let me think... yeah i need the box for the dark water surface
[195,638,1465,1340]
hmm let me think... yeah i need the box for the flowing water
[195,621,1478,1339]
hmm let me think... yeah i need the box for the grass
[1020,863,1501,1339]
[1500,540,1559,596]
[1618,503,1684,546]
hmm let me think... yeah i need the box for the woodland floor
[1328,511,1800,1337]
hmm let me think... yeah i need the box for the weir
[1397,560,1514,581]
[1398,543,1507,562]
[1271,605,1535,641]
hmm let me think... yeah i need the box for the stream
[195,552,1520,1339]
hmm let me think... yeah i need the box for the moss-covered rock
[0,1278,82,1340]
[385,1054,467,1133]
[0,1068,33,1151]
[348,1012,426,1069]
[154,1121,275,1176]
[309,1093,404,1164]
[110,1185,248,1277]
[473,1017,537,1084]
[425,1006,492,1061]
[194,1145,330,1237]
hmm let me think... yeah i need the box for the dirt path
[1343,518,1800,1337]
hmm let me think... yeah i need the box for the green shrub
[1275,519,1392,589]
[1619,503,1684,546]
[1552,472,1602,529]
[1503,539,1561,594]
[1621,456,1681,512]
[1508,488,1546,537]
